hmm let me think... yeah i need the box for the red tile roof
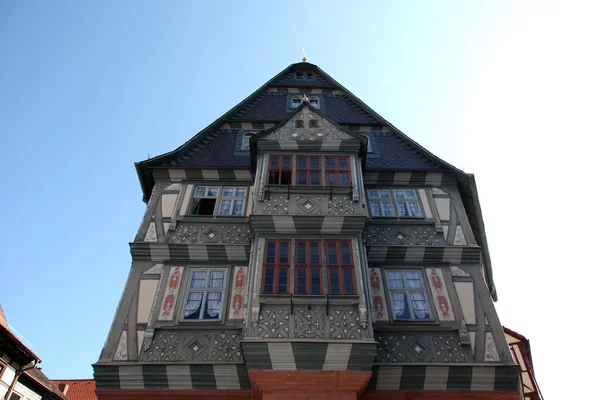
[51,379,97,400]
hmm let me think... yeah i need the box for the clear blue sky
[1,2,598,399]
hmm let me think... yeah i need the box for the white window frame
[180,267,228,322]
[367,189,423,218]
[309,96,320,109]
[291,96,302,108]
[385,269,433,321]
[188,186,248,216]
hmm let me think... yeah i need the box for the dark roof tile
[324,95,380,125]
[275,71,335,88]
[232,93,288,121]
[366,134,440,170]
[171,131,251,168]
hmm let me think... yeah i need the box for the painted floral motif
[370,268,388,321]
[426,268,455,321]
[158,267,183,321]
[228,266,247,320]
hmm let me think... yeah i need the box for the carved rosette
[294,307,325,338]
[426,268,455,321]
[158,267,183,321]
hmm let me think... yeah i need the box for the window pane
[397,202,408,217]
[271,157,279,169]
[327,243,337,264]
[329,270,340,294]
[387,271,404,289]
[311,269,321,294]
[326,158,335,170]
[297,269,307,294]
[183,292,203,320]
[340,173,350,186]
[343,269,355,294]
[408,202,422,217]
[203,292,222,320]
[311,172,320,185]
[310,242,320,264]
[232,200,244,215]
[367,190,379,199]
[218,199,232,215]
[207,188,219,196]
[405,271,422,288]
[298,157,307,169]
[391,292,410,320]
[235,188,247,196]
[190,271,207,288]
[194,187,206,197]
[278,268,288,293]
[310,157,320,169]
[298,172,307,184]
[264,268,275,293]
[370,202,382,216]
[223,187,234,197]
[297,242,306,264]
[282,157,291,169]
[340,242,351,264]
[338,158,348,170]
[380,190,391,200]
[209,271,225,288]
[296,120,304,128]
[327,173,337,185]
[279,242,289,264]
[405,190,417,200]
[266,242,276,264]
[410,292,430,319]
[382,202,394,216]
[393,190,405,200]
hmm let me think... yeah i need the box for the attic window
[309,97,320,109]
[296,72,304,80]
[306,72,314,80]
[295,120,304,128]
[241,132,254,151]
[292,96,302,108]
[309,119,318,128]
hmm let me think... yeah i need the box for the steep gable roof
[52,379,97,400]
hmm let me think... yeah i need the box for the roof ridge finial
[301,48,307,63]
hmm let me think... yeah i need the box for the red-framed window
[268,156,292,185]
[296,156,321,185]
[295,120,304,128]
[262,240,291,294]
[325,156,351,186]
[295,240,322,294]
[309,119,318,128]
[326,240,355,295]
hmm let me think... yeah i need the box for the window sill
[373,320,455,331]
[366,217,434,225]
[259,294,360,305]
[179,215,250,223]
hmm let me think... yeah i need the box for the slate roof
[169,131,250,168]
[232,92,288,121]
[323,95,380,125]
[52,379,97,400]
[366,133,440,170]
[274,70,335,87]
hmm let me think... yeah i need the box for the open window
[268,156,292,185]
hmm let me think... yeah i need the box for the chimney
[58,383,70,395]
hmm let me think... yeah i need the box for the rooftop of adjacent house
[52,379,98,400]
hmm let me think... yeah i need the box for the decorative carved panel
[266,108,353,141]
[261,195,289,215]
[228,267,247,320]
[425,268,456,321]
[329,309,362,339]
[328,196,354,215]
[140,331,243,363]
[369,268,389,321]
[294,307,326,338]
[258,307,290,338]
[296,196,321,214]
[169,223,250,244]
[375,333,470,363]
[364,226,443,246]
[158,267,183,321]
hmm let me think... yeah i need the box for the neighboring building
[51,380,97,400]
[93,61,531,399]
[0,306,67,400]
[504,327,544,400]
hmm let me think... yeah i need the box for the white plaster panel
[246,186,254,216]
[418,189,433,218]
[202,169,219,180]
[320,216,343,234]
[234,170,253,181]
[161,193,178,218]
[179,185,193,216]
[273,216,296,233]
[188,246,209,261]
[454,281,476,325]
[1,367,15,386]
[442,247,463,264]
[454,225,467,245]
[423,366,449,390]
[484,332,500,362]
[137,280,159,324]
[119,366,145,389]
[225,246,248,261]
[320,140,342,151]
[241,122,253,129]
[393,172,411,184]
[168,169,186,181]
[435,198,451,221]
[442,225,449,240]
[471,366,495,390]
[13,382,40,400]
[137,330,145,355]
[162,222,170,234]
[144,222,157,242]
[113,330,128,361]
[267,343,296,370]
[167,365,192,389]
[323,343,352,370]
[149,244,170,261]
[405,247,425,263]
[469,331,476,353]
[213,364,241,389]
[425,172,443,186]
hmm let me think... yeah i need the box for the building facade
[93,61,523,399]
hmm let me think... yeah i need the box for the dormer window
[295,72,304,80]
[309,119,318,128]
[241,132,253,151]
[292,96,302,108]
[306,72,314,80]
[295,120,304,128]
[309,97,320,109]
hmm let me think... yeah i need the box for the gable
[266,105,356,141]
